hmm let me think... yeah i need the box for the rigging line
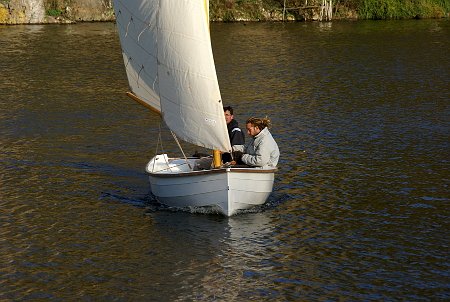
[158,122,172,172]
[156,122,163,155]
[137,23,151,42]
[154,0,160,98]
[125,16,133,37]
[152,73,158,91]
[137,65,144,87]
[151,126,160,173]
[170,131,192,171]
[152,122,171,173]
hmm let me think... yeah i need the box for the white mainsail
[113,0,231,152]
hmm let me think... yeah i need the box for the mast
[205,0,222,168]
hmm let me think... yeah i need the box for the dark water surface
[1,20,449,300]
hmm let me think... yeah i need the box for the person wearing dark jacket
[223,106,245,163]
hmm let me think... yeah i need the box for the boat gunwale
[148,167,278,178]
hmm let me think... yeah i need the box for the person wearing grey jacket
[232,117,279,168]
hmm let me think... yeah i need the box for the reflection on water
[0,20,449,300]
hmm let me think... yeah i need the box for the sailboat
[112,0,277,216]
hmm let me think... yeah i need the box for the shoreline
[1,1,448,25]
[1,16,449,26]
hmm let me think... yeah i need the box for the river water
[1,20,449,300]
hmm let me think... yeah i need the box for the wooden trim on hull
[148,167,277,178]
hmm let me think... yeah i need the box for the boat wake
[102,188,291,217]
[142,191,292,216]
[100,191,150,208]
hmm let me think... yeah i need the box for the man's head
[223,106,234,124]
[245,122,260,137]
[246,117,271,137]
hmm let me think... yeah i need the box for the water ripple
[0,20,449,301]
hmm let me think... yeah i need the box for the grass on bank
[357,0,449,19]
[46,9,62,17]
[209,0,449,20]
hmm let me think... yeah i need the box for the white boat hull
[146,154,276,216]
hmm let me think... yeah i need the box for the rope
[151,122,171,173]
[170,131,192,170]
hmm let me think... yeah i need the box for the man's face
[246,123,260,137]
[224,110,233,124]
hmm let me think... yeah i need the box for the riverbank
[0,0,448,25]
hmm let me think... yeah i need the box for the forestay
[113,0,231,152]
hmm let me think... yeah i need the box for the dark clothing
[227,119,245,146]
[222,119,245,163]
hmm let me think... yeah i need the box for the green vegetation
[209,0,449,20]
[2,0,447,22]
[46,9,62,17]
[45,0,63,17]
[357,0,448,19]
